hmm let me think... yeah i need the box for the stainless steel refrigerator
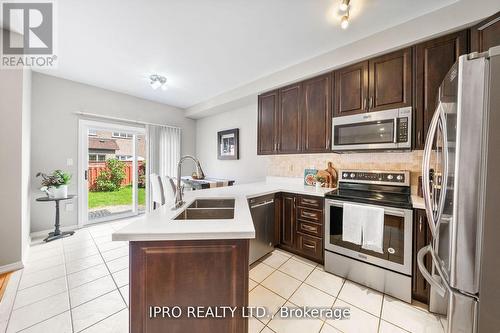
[418,46,500,332]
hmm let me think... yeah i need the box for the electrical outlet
[67,158,73,166]
[65,203,74,212]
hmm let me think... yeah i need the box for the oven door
[325,199,413,275]
[332,108,411,151]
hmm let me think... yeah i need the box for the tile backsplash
[266,151,423,194]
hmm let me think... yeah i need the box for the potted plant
[36,170,72,199]
[314,175,326,190]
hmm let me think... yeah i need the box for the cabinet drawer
[297,220,323,238]
[297,196,323,210]
[297,207,322,223]
[296,232,323,260]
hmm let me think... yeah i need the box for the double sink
[174,199,235,220]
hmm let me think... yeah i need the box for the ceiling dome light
[340,14,349,29]
[339,0,350,11]
[149,74,167,90]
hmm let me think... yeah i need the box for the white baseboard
[0,261,24,275]
[30,224,79,240]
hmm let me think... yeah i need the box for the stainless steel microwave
[331,107,412,152]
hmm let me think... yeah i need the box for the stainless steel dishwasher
[248,194,275,264]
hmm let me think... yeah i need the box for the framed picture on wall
[217,128,239,160]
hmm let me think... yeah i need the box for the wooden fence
[88,161,144,189]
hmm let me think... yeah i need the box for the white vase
[49,185,68,199]
[315,182,322,190]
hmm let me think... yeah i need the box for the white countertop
[411,195,425,210]
[112,177,425,242]
[112,178,332,242]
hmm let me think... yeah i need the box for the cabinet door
[280,193,296,249]
[278,84,302,153]
[412,209,432,304]
[333,61,369,117]
[470,11,500,53]
[368,48,412,112]
[257,90,278,155]
[302,74,332,152]
[414,31,468,149]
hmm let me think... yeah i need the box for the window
[88,129,97,136]
[112,132,133,139]
[89,154,106,161]
[116,155,133,161]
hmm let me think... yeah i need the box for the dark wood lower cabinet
[277,193,324,264]
[130,239,249,333]
[279,193,296,251]
[412,209,432,304]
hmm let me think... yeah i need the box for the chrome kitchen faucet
[173,155,205,209]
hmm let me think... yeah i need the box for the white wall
[195,101,267,184]
[30,72,196,233]
[0,48,31,270]
[22,69,32,261]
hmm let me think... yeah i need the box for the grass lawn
[88,185,145,208]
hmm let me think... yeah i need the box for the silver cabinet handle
[302,224,317,232]
[250,200,274,209]
[301,211,317,218]
[369,97,373,110]
[419,215,423,233]
[362,98,366,111]
[302,198,318,204]
[303,243,316,249]
[417,131,421,145]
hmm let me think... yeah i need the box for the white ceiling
[26,0,459,108]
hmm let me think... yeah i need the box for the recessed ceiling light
[149,74,167,90]
[340,0,350,12]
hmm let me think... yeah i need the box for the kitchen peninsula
[112,178,332,333]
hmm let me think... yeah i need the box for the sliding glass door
[78,120,146,226]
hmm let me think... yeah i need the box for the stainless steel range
[324,170,413,302]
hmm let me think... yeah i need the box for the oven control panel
[339,170,410,186]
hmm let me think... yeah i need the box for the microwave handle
[393,118,398,143]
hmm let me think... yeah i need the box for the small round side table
[36,195,77,242]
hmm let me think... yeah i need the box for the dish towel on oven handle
[342,203,385,253]
[342,203,364,245]
[361,205,384,254]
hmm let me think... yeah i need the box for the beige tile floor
[0,219,444,333]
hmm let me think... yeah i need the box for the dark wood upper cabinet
[471,11,500,53]
[368,48,413,112]
[414,30,468,149]
[412,209,432,304]
[257,90,278,155]
[333,61,369,117]
[278,83,302,153]
[302,74,332,152]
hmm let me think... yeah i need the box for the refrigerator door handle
[417,245,447,297]
[434,109,449,236]
[422,104,442,238]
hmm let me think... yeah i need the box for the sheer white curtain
[146,125,181,211]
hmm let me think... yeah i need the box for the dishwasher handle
[250,199,274,209]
